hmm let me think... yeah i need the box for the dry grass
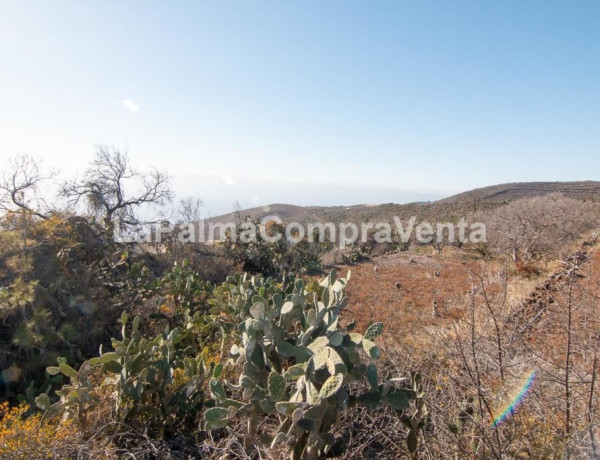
[339,248,478,343]
[329,240,600,458]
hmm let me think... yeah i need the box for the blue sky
[1,1,599,215]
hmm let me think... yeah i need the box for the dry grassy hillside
[206,181,600,230]
[439,181,600,205]
[328,237,600,458]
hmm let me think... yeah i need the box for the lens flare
[490,369,536,428]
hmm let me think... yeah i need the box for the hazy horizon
[173,172,451,216]
[1,1,599,215]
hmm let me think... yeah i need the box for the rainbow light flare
[490,370,536,428]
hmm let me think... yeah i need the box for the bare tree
[62,145,173,231]
[484,194,598,265]
[0,154,54,221]
[176,197,203,224]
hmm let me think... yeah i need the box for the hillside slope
[438,181,600,204]
[206,181,600,225]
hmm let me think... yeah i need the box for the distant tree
[62,145,173,231]
[485,194,597,265]
[463,190,483,213]
[0,154,54,221]
[176,197,203,224]
[151,197,204,260]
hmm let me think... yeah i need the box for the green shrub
[223,218,323,277]
[0,215,160,402]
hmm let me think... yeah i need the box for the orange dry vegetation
[339,249,479,343]
[522,248,600,360]
[0,402,79,459]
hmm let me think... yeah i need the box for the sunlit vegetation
[1,150,600,458]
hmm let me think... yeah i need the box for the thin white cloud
[122,99,139,112]
[221,174,236,186]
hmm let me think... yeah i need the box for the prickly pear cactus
[38,312,210,434]
[204,269,413,459]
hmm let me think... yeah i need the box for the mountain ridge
[205,181,600,224]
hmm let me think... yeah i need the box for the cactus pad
[363,322,384,341]
[362,339,380,360]
[283,364,306,380]
[210,378,227,402]
[268,371,286,401]
[328,331,343,346]
[204,407,230,430]
[385,390,410,410]
[318,373,343,399]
